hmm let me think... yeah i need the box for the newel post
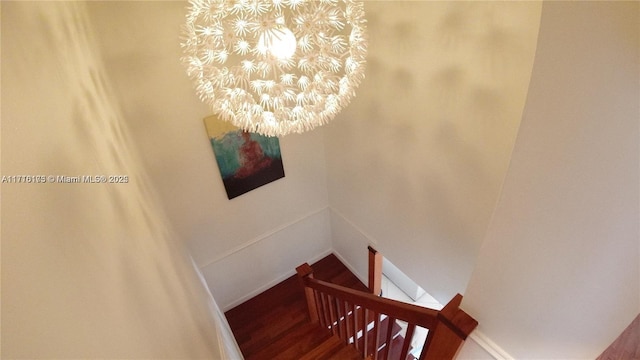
[296,263,319,324]
[421,294,478,360]
[368,246,382,296]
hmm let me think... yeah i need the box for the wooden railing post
[296,263,319,324]
[421,294,478,360]
[368,246,382,296]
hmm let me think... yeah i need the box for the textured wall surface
[1,2,227,357]
[325,1,542,304]
[463,2,639,358]
[84,1,332,310]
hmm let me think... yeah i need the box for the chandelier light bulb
[181,0,368,137]
[258,27,297,60]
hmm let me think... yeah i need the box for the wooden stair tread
[246,322,328,360]
[330,343,364,360]
[299,334,348,360]
[245,321,365,360]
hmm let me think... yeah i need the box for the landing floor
[224,254,368,358]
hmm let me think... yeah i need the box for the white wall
[324,1,542,304]
[462,2,639,359]
[200,208,332,309]
[1,2,227,358]
[84,1,332,310]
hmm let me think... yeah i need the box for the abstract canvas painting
[204,116,285,199]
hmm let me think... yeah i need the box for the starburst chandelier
[181,0,368,137]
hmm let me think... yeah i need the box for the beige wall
[463,2,640,358]
[84,1,332,310]
[324,1,542,304]
[1,2,227,358]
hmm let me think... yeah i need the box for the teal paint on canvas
[211,131,283,178]
[210,133,242,178]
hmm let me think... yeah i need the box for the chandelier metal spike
[181,0,368,137]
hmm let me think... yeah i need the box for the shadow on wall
[337,1,521,244]
[2,2,224,358]
[325,1,541,303]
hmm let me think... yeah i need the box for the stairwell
[224,254,369,359]
[224,254,475,360]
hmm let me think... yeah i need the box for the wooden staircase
[246,321,362,360]
[225,254,369,359]
[225,254,476,360]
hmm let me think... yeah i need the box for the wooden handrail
[297,262,478,360]
[303,275,439,329]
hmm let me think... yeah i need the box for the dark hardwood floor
[224,254,369,359]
